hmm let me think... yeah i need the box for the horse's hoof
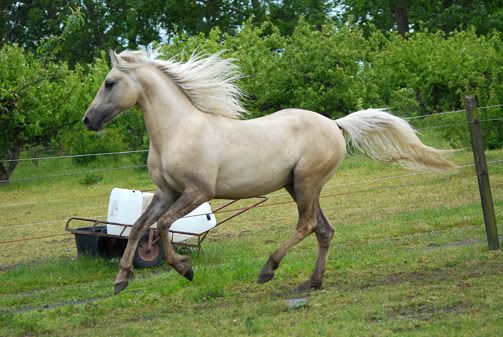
[257,271,274,284]
[183,267,194,281]
[114,281,129,295]
[296,280,322,293]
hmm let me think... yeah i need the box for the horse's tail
[335,109,455,172]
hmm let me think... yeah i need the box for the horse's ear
[109,49,121,67]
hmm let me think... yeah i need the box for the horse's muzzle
[82,115,102,131]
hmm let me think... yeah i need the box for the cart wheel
[133,232,164,268]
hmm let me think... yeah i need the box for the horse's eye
[105,80,115,88]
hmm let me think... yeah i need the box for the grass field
[0,133,502,336]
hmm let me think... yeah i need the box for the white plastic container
[106,188,217,242]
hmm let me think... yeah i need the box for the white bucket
[106,188,217,242]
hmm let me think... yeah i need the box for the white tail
[335,109,455,172]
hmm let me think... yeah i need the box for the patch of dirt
[12,295,112,314]
[374,261,499,289]
[367,301,473,324]
[323,260,503,292]
[425,236,503,250]
[208,229,253,242]
[386,301,473,321]
[0,264,15,272]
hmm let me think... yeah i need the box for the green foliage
[0,44,88,180]
[36,7,85,60]
[79,173,103,185]
[340,0,503,36]
[267,0,332,35]
[61,127,127,165]
[271,21,367,117]
[160,20,369,117]
[365,29,503,148]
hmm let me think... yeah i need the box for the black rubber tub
[73,225,127,258]
[73,225,108,257]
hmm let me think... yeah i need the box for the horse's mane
[114,50,246,119]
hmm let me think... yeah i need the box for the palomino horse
[83,50,454,294]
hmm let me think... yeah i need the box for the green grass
[0,138,502,336]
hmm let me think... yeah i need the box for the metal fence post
[464,96,500,250]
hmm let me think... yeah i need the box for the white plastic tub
[106,188,217,243]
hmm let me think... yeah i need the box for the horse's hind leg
[298,206,334,291]
[257,184,319,284]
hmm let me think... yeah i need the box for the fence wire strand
[416,117,503,131]
[404,108,466,120]
[0,164,147,184]
[2,149,148,163]
[477,103,503,111]
[404,103,502,122]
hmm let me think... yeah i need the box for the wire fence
[0,104,500,185]
[0,158,501,245]
[0,103,502,246]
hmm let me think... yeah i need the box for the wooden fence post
[464,96,500,250]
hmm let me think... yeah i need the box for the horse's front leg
[114,189,177,294]
[156,187,212,280]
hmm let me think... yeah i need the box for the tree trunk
[0,144,21,185]
[394,5,409,37]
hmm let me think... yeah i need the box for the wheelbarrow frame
[65,196,268,264]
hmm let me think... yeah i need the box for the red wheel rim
[137,240,160,262]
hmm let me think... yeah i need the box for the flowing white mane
[113,50,247,119]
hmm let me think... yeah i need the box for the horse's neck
[137,72,200,151]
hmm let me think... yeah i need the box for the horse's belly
[215,163,293,199]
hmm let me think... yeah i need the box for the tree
[340,0,503,37]
[0,8,105,182]
[267,0,332,35]
[0,45,87,182]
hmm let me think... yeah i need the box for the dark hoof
[257,271,274,284]
[114,281,129,295]
[183,268,194,281]
[296,280,322,293]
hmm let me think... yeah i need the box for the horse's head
[82,50,141,131]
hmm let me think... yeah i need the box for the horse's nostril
[82,116,91,126]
